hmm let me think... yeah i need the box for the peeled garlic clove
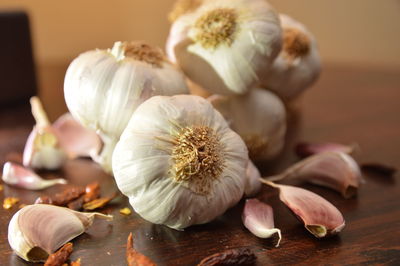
[266,152,362,198]
[2,161,66,190]
[112,95,249,229]
[23,97,67,170]
[244,161,262,197]
[52,113,102,159]
[262,181,345,238]
[242,199,281,247]
[168,0,282,95]
[209,88,287,161]
[295,141,356,158]
[64,41,189,173]
[260,14,321,101]
[8,204,112,262]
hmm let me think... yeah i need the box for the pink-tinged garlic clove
[52,113,102,159]
[2,162,67,190]
[244,161,262,197]
[265,152,363,198]
[23,97,67,170]
[8,204,113,262]
[261,181,345,238]
[242,199,281,247]
[295,141,357,158]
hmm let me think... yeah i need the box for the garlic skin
[23,97,67,170]
[52,113,102,159]
[265,152,363,198]
[167,0,282,95]
[2,161,67,190]
[244,161,262,197]
[260,14,321,101]
[8,204,112,262]
[209,88,286,161]
[64,41,189,173]
[112,95,249,229]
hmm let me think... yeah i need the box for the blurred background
[0,0,399,119]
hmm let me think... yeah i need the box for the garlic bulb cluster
[260,14,321,101]
[209,88,286,161]
[8,204,112,262]
[166,0,282,95]
[112,95,249,229]
[64,41,189,172]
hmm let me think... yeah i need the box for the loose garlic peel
[167,0,282,95]
[64,41,188,172]
[8,204,112,262]
[112,95,248,229]
[209,88,286,161]
[260,14,321,101]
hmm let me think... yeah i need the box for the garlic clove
[23,97,67,170]
[265,151,363,198]
[8,204,112,262]
[260,14,321,101]
[169,0,282,95]
[2,161,67,190]
[209,88,287,161]
[242,198,281,247]
[261,181,345,238]
[244,161,262,197]
[52,113,102,159]
[295,141,357,158]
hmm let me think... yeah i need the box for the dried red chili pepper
[83,193,116,211]
[44,242,73,266]
[197,248,256,266]
[126,232,156,266]
[70,258,81,266]
[52,187,85,206]
[67,196,84,211]
[83,181,100,203]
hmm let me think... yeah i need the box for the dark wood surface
[0,65,399,265]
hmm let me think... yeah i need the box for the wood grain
[0,65,399,265]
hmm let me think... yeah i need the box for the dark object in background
[0,10,37,107]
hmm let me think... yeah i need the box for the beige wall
[1,0,400,68]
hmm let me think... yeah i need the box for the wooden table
[0,65,399,265]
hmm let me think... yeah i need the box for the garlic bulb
[166,0,282,95]
[244,161,262,197]
[8,204,112,262]
[260,14,321,101]
[112,95,249,229]
[209,88,286,161]
[64,41,189,173]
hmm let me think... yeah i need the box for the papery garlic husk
[23,97,67,170]
[112,95,249,229]
[260,14,321,101]
[295,141,357,158]
[262,181,345,238]
[64,41,189,173]
[8,204,112,262]
[52,113,102,159]
[244,161,262,197]
[265,151,363,198]
[2,161,67,190]
[242,198,281,247]
[209,88,286,161]
[167,0,282,95]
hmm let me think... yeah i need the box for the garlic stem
[30,96,50,128]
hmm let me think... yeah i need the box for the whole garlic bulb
[64,41,189,173]
[260,14,321,101]
[112,95,249,229]
[209,88,286,161]
[166,0,282,95]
